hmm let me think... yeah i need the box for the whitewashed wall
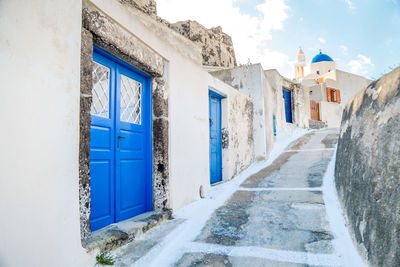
[261,71,276,156]
[206,74,254,181]
[210,64,268,161]
[0,0,255,265]
[0,1,95,266]
[320,101,342,127]
[88,0,211,211]
[336,70,372,106]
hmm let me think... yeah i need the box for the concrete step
[309,120,326,129]
[84,210,172,253]
[112,218,185,266]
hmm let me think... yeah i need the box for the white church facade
[295,49,372,127]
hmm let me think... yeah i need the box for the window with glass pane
[91,62,110,118]
[120,74,142,124]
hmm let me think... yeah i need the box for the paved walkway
[113,129,364,267]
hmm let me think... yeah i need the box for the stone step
[84,210,172,253]
[309,120,326,129]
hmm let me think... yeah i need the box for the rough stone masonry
[335,67,400,266]
[171,20,237,68]
[120,0,237,69]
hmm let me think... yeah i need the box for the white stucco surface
[336,70,372,106]
[225,64,268,161]
[320,101,342,127]
[207,75,255,182]
[89,0,256,212]
[310,61,337,76]
[89,0,208,212]
[0,1,95,266]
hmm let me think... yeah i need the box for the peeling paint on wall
[221,128,229,149]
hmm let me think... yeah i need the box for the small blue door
[90,47,152,231]
[209,92,222,184]
[283,89,293,123]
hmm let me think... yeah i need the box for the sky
[157,0,400,79]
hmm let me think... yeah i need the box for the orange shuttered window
[327,88,332,102]
[327,88,341,103]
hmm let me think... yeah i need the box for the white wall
[320,101,342,127]
[214,64,268,161]
[261,72,276,156]
[206,75,254,181]
[89,0,211,212]
[310,61,337,76]
[336,70,372,106]
[0,1,94,267]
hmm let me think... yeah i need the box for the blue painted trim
[209,90,223,184]
[94,46,152,79]
[273,115,277,136]
[282,88,293,124]
[209,88,227,99]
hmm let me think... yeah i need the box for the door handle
[117,134,126,149]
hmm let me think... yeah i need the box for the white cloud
[157,0,293,77]
[340,45,348,55]
[344,0,355,9]
[348,54,374,75]
[318,37,326,44]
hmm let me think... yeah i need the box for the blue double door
[283,89,293,123]
[209,92,223,184]
[90,48,152,231]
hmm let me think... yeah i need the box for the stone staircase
[309,120,326,129]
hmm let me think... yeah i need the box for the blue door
[209,92,222,184]
[283,89,293,123]
[90,47,152,231]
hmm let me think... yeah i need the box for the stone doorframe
[79,5,169,243]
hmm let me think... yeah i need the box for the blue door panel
[90,160,114,230]
[117,159,146,221]
[90,47,152,231]
[209,92,222,184]
[283,89,293,123]
[119,130,144,152]
[115,64,150,222]
[90,126,111,149]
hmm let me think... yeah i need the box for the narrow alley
[112,129,364,267]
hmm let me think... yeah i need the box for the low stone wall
[335,67,400,266]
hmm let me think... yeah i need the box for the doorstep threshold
[84,210,172,252]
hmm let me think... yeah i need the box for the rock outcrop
[335,67,400,266]
[119,1,237,69]
[119,0,157,16]
[171,21,237,68]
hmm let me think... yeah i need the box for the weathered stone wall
[117,1,237,69]
[226,96,254,177]
[172,20,237,68]
[335,67,400,266]
[119,0,157,16]
[79,27,94,242]
[79,1,170,243]
[206,74,254,181]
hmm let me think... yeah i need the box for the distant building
[295,49,372,127]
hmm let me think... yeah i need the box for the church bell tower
[294,47,306,82]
